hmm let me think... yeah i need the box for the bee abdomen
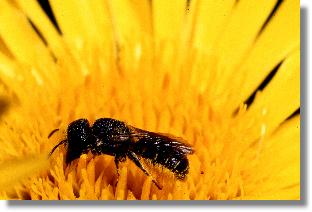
[133,140,190,180]
[164,156,189,180]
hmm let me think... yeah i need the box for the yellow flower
[0,0,299,200]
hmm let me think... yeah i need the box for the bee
[48,118,194,189]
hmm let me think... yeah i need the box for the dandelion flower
[0,0,300,200]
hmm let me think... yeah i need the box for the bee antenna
[48,128,60,139]
[49,139,67,157]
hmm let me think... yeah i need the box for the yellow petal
[152,0,186,41]
[50,0,113,48]
[15,0,65,59]
[230,0,300,110]
[191,0,236,52]
[0,51,17,79]
[213,0,278,99]
[107,0,153,75]
[0,0,52,65]
[107,0,152,41]
[242,48,299,141]
[0,36,13,58]
[49,0,83,40]
[87,0,114,47]
[49,0,115,77]
[243,115,300,200]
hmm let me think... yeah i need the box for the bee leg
[114,157,120,187]
[114,155,126,188]
[127,151,163,190]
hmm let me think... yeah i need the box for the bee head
[66,118,95,163]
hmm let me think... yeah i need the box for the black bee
[48,118,194,189]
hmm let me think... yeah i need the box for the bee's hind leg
[127,151,163,190]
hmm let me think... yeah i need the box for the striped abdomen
[132,133,193,180]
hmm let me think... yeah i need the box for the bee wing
[108,127,194,155]
[149,132,194,154]
[129,128,194,155]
